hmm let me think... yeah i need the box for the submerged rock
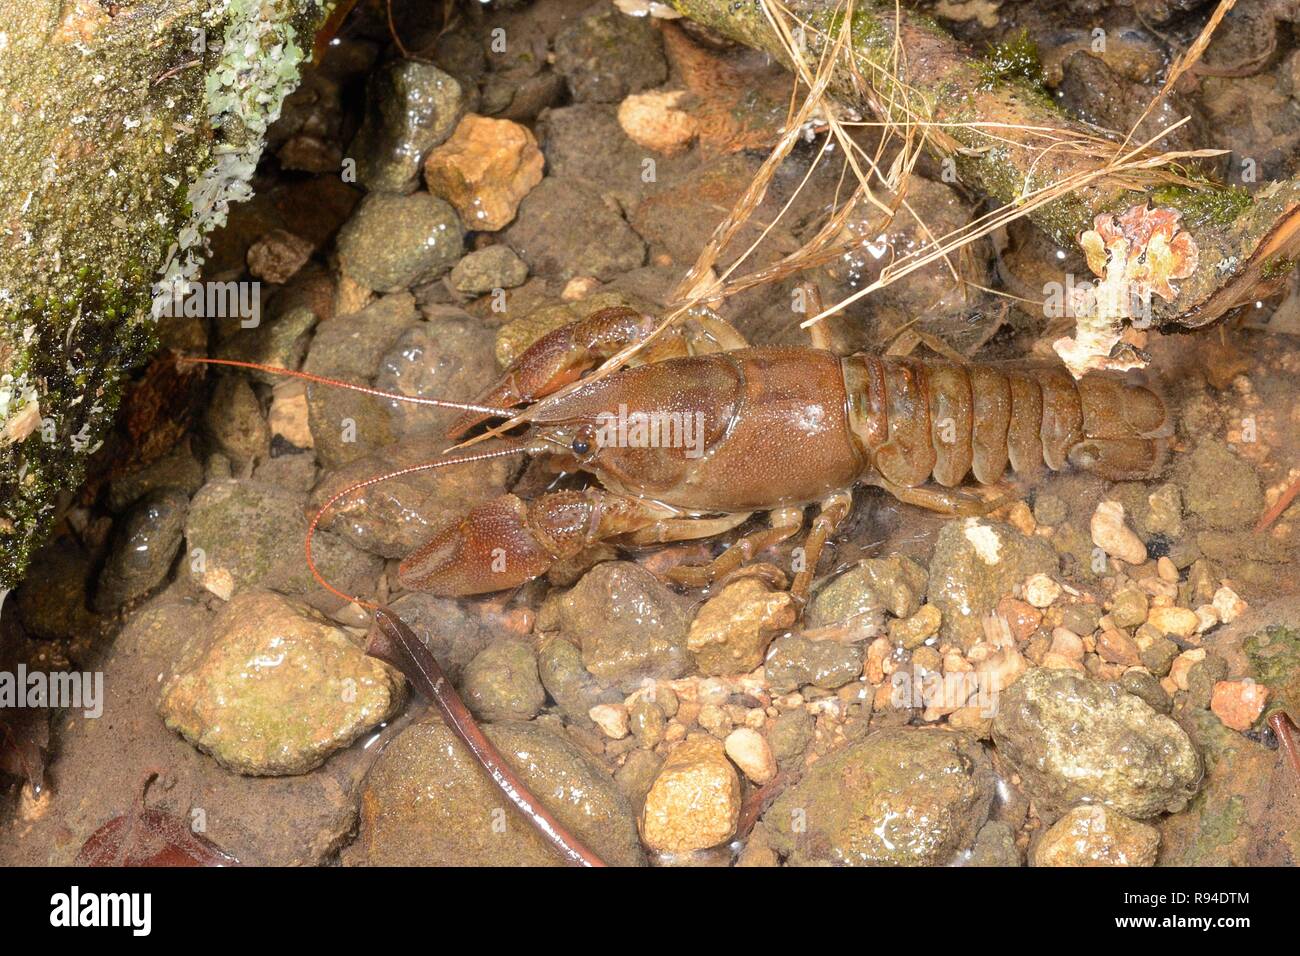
[687,577,795,676]
[991,668,1202,819]
[449,245,529,295]
[502,177,646,281]
[553,562,691,691]
[1033,805,1160,866]
[764,634,863,693]
[424,114,544,231]
[537,634,621,723]
[807,555,928,628]
[350,717,645,866]
[553,4,668,103]
[765,728,996,866]
[640,734,741,854]
[94,489,188,611]
[1176,439,1264,531]
[336,192,464,292]
[927,517,1059,650]
[351,60,465,194]
[460,636,546,723]
[159,591,402,775]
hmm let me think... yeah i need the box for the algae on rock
[0,0,335,584]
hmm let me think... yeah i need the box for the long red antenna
[305,443,535,610]
[179,356,519,419]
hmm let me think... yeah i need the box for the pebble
[639,735,740,854]
[94,489,188,611]
[1169,648,1207,691]
[1212,585,1247,623]
[1210,679,1269,731]
[1147,605,1199,639]
[687,577,795,676]
[996,596,1043,641]
[460,637,546,722]
[1156,556,1179,583]
[449,244,529,295]
[1097,628,1142,666]
[1091,499,1148,565]
[336,192,464,292]
[589,703,630,739]
[351,60,464,194]
[724,727,777,784]
[1033,806,1159,867]
[888,603,942,649]
[1048,627,1085,662]
[553,5,667,103]
[247,229,314,284]
[1109,586,1150,628]
[424,114,545,231]
[617,89,697,155]
[1024,573,1061,608]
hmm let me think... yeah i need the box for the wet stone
[807,555,928,628]
[964,820,1021,867]
[106,439,204,513]
[1033,806,1160,867]
[336,193,464,292]
[203,374,270,467]
[553,4,667,103]
[449,245,529,295]
[424,114,545,231]
[766,728,995,866]
[94,489,188,612]
[213,304,318,385]
[247,228,314,284]
[927,517,1059,650]
[1176,439,1264,531]
[351,60,465,195]
[687,577,795,676]
[536,633,621,724]
[639,734,740,853]
[766,707,814,769]
[554,562,692,692]
[159,591,403,776]
[764,634,863,693]
[349,716,645,866]
[615,748,663,810]
[992,668,1202,818]
[460,636,546,723]
[386,592,497,684]
[502,177,646,282]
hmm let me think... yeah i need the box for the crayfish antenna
[178,356,520,419]
[304,441,542,610]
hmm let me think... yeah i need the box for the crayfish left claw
[398,494,557,596]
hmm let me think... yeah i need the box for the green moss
[1151,182,1254,229]
[978,29,1044,91]
[1261,255,1296,281]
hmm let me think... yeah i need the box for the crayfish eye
[571,438,591,456]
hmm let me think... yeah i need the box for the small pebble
[724,727,777,785]
[1091,499,1147,565]
[1156,557,1179,583]
[1210,679,1269,731]
[589,703,630,739]
[1147,606,1199,640]
[1212,586,1247,624]
[1023,573,1061,609]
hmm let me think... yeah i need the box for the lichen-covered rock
[765,728,996,866]
[687,577,795,675]
[1033,806,1160,867]
[159,591,402,775]
[450,245,529,295]
[553,4,668,103]
[460,637,545,723]
[991,668,1203,818]
[351,60,465,194]
[553,562,692,691]
[639,734,740,854]
[336,192,464,292]
[764,634,863,693]
[349,716,645,866]
[424,114,544,231]
[927,517,1059,650]
[94,489,188,611]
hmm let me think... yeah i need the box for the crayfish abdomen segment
[842,356,1170,487]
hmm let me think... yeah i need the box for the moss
[1261,255,1296,281]
[978,29,1044,91]
[1151,182,1254,230]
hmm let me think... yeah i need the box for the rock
[1120,669,1171,712]
[724,727,777,784]
[502,178,646,282]
[1137,631,1179,676]
[350,716,645,866]
[1177,440,1264,531]
[94,489,188,611]
[536,634,619,723]
[687,577,795,675]
[424,114,544,231]
[764,634,863,693]
[927,517,1059,650]
[203,374,271,467]
[615,749,663,809]
[269,380,313,449]
[964,820,1021,866]
[1062,602,1103,636]
[1097,628,1141,666]
[1210,679,1269,731]
[991,668,1202,818]
[106,439,205,513]
[1032,493,1068,526]
[807,555,928,627]
[996,596,1042,641]
[449,245,529,295]
[460,637,545,723]
[629,698,667,748]
[617,89,697,155]
[184,478,381,603]
[639,734,740,853]
[159,592,402,775]
[351,60,465,194]
[1148,606,1200,639]
[1033,806,1160,867]
[889,603,943,649]
[214,304,317,386]
[767,708,813,768]
[1110,586,1149,628]
[553,562,692,691]
[336,193,464,292]
[247,228,314,284]
[1024,573,1061,609]
[1090,499,1147,566]
[1213,585,1247,624]
[386,591,497,683]
[553,4,668,103]
[590,703,630,739]
[766,728,995,866]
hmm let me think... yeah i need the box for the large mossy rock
[0,0,334,585]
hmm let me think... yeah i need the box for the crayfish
[196,293,1172,612]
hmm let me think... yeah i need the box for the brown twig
[736,770,788,841]
[367,607,608,868]
[1255,474,1300,533]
